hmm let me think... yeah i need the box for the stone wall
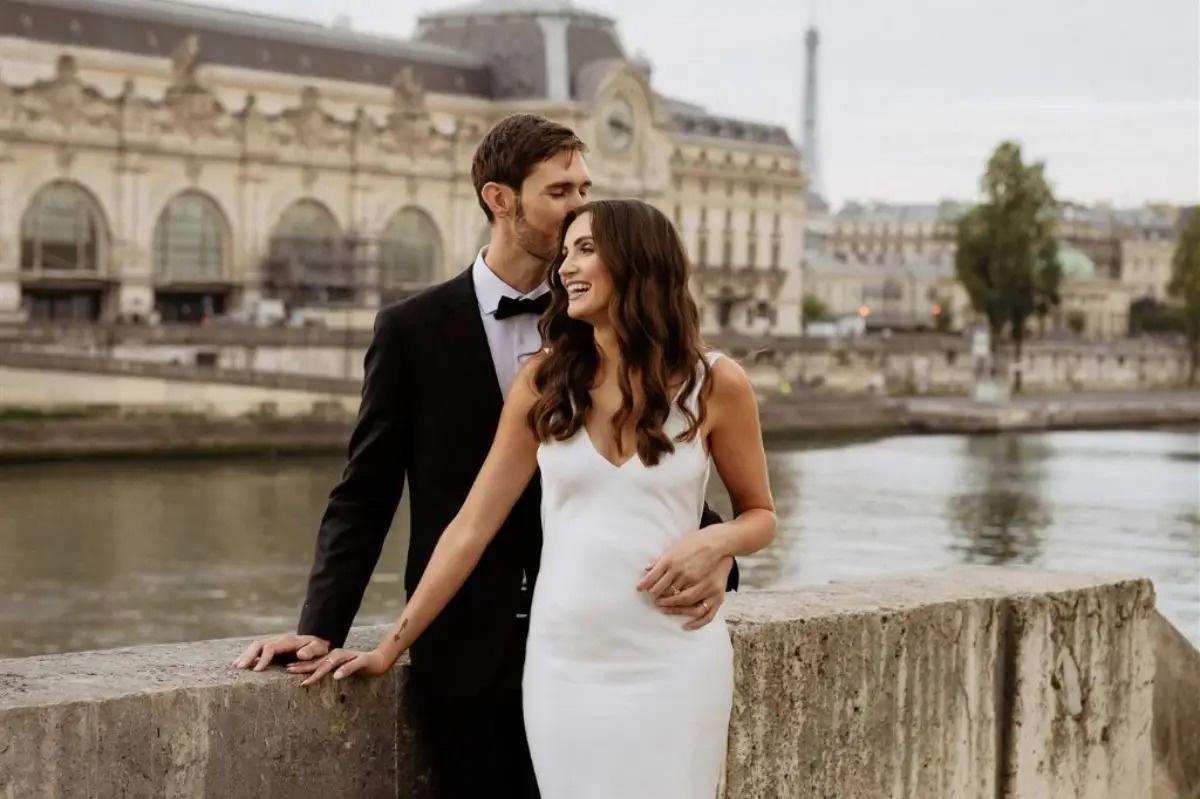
[0,348,358,417]
[1153,612,1200,798]
[746,335,1194,395]
[1,567,1183,799]
[3,324,1192,394]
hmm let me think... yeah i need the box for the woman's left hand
[289,647,393,687]
[638,527,725,601]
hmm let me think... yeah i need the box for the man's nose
[566,191,587,212]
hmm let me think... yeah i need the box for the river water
[1,428,1196,658]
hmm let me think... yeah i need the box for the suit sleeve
[297,308,411,646]
[699,503,740,592]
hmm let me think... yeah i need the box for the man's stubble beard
[513,195,559,265]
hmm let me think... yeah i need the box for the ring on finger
[700,599,710,614]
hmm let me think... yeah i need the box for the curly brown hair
[528,200,712,467]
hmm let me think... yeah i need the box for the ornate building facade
[806,199,1182,338]
[1116,205,1182,303]
[824,201,966,265]
[0,0,807,334]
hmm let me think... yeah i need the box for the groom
[233,113,738,798]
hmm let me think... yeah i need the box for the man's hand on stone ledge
[231,633,331,672]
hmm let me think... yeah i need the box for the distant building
[1054,244,1133,339]
[1115,205,1182,303]
[825,201,967,265]
[1058,202,1181,293]
[806,198,1180,339]
[0,0,807,334]
[1056,203,1124,281]
[802,253,970,332]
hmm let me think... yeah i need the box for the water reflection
[0,429,1197,658]
[944,435,1052,565]
[0,457,409,657]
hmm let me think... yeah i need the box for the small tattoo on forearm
[392,618,409,643]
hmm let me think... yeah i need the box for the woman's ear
[481,182,513,220]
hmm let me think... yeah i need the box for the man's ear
[481,182,514,220]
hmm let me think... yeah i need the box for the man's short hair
[471,114,586,223]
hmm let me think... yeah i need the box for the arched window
[153,192,226,282]
[267,200,350,306]
[379,207,442,298]
[20,182,106,273]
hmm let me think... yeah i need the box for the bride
[302,199,776,798]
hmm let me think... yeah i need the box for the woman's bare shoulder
[706,354,756,417]
[708,353,750,390]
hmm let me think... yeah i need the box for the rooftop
[3,0,799,149]
[419,0,611,22]
[669,104,794,148]
[1056,242,1098,281]
[834,201,970,223]
[11,0,483,67]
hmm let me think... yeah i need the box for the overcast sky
[192,0,1198,208]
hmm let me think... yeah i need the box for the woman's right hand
[289,646,395,686]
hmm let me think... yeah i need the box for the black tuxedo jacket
[298,266,738,697]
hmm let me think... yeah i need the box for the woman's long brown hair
[528,199,711,467]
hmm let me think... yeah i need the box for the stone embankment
[3,567,1194,798]
[3,389,1196,460]
[898,391,1200,433]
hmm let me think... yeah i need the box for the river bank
[2,389,1197,460]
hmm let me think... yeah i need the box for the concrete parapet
[0,567,1170,798]
[0,627,425,798]
[1153,611,1200,798]
[998,572,1155,798]
[723,567,1156,799]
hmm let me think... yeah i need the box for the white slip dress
[522,351,733,799]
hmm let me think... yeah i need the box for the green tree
[955,141,1060,392]
[1168,206,1200,385]
[802,293,830,323]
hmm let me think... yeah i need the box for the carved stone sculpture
[170,34,201,88]
[384,67,431,150]
[274,87,351,151]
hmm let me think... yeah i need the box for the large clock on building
[600,95,635,153]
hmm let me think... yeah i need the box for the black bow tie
[494,293,551,320]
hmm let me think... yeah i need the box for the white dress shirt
[471,247,550,398]
[472,247,547,617]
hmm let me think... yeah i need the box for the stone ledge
[1153,611,1200,798]
[0,567,1169,798]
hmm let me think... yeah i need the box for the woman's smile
[566,280,592,301]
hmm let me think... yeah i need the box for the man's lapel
[442,266,504,421]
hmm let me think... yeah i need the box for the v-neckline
[579,371,697,470]
[581,419,640,470]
